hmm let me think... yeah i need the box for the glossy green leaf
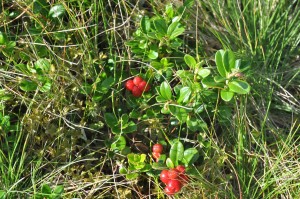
[122,121,137,134]
[35,59,50,73]
[182,148,199,166]
[126,173,139,180]
[19,80,38,91]
[165,4,174,18]
[166,158,174,168]
[53,185,64,195]
[0,190,6,199]
[104,113,118,128]
[202,76,224,88]
[33,0,49,15]
[228,80,250,94]
[197,68,210,78]
[169,105,189,123]
[221,90,234,101]
[235,59,241,69]
[177,87,191,103]
[169,141,184,166]
[215,50,226,77]
[111,135,126,151]
[39,80,52,92]
[187,116,207,132]
[148,50,158,59]
[119,165,127,174]
[0,31,7,45]
[153,19,167,35]
[214,76,227,83]
[160,81,172,100]
[41,184,51,194]
[49,4,65,18]
[167,21,185,39]
[184,54,196,69]
[141,16,150,33]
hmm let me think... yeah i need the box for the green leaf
[111,135,126,151]
[34,59,51,73]
[148,50,158,59]
[49,4,65,18]
[0,31,7,45]
[182,148,199,166]
[104,113,118,128]
[184,54,196,69]
[222,50,231,73]
[0,190,6,199]
[153,19,168,35]
[41,184,52,194]
[160,81,172,100]
[169,140,184,166]
[235,59,241,69]
[19,80,38,91]
[184,0,195,7]
[202,76,224,88]
[169,105,189,123]
[167,21,185,39]
[166,158,174,169]
[122,121,137,134]
[119,165,127,174]
[39,80,52,92]
[33,0,49,15]
[126,173,139,180]
[228,80,250,94]
[186,116,207,132]
[165,4,174,18]
[221,90,234,101]
[141,16,150,33]
[197,68,210,78]
[215,50,226,77]
[214,76,227,83]
[177,87,191,104]
[53,185,64,195]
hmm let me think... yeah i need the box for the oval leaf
[215,50,226,77]
[169,141,184,166]
[228,80,250,94]
[182,148,199,166]
[19,80,38,91]
[184,54,196,69]
[141,16,150,33]
[49,4,65,18]
[177,87,191,103]
[160,81,172,100]
[221,90,234,101]
[197,68,210,78]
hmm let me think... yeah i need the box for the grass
[0,0,299,198]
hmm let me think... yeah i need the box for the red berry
[125,80,134,91]
[178,174,189,185]
[176,165,185,173]
[138,80,150,92]
[160,170,169,184]
[164,186,175,195]
[167,179,182,193]
[132,86,142,97]
[152,152,160,162]
[168,168,179,180]
[152,143,163,154]
[133,76,143,86]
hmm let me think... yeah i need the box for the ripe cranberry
[138,80,150,92]
[152,143,163,154]
[168,168,179,179]
[160,170,169,184]
[133,76,143,86]
[152,152,160,162]
[179,174,189,185]
[176,165,185,173]
[132,86,142,97]
[167,179,182,193]
[164,186,175,195]
[125,79,134,91]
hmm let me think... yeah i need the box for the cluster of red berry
[125,76,150,97]
[152,144,189,195]
[160,165,189,195]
